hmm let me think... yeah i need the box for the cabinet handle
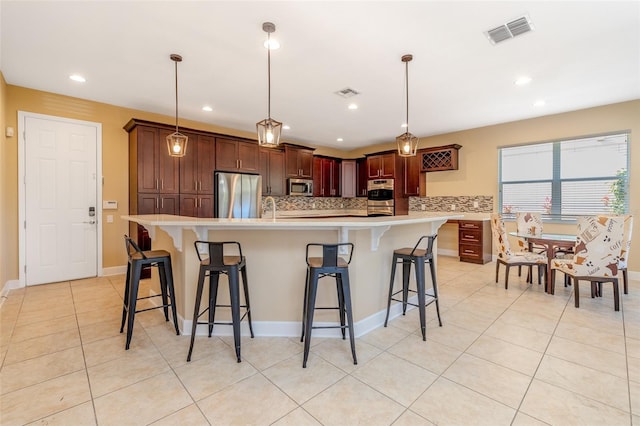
[161,198,164,209]
[161,179,164,190]
[199,198,202,208]
[194,181,198,191]
[156,179,159,190]
[156,198,159,210]
[239,160,242,169]
[464,249,475,253]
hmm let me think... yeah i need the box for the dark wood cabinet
[179,133,215,194]
[313,156,341,197]
[367,153,396,179]
[403,154,421,196]
[457,220,492,264]
[215,137,259,173]
[341,160,356,198]
[137,194,180,215]
[285,145,314,178]
[356,157,368,197]
[420,144,462,172]
[259,148,286,196]
[179,194,213,218]
[131,125,180,195]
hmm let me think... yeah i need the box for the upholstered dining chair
[515,212,544,282]
[619,215,634,295]
[490,213,547,289]
[550,215,625,310]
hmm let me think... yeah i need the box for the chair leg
[428,259,442,327]
[623,269,628,295]
[336,274,346,339]
[158,262,170,321]
[120,263,132,333]
[301,268,310,342]
[241,265,254,338]
[384,256,398,327]
[415,256,427,341]
[187,268,207,362]
[303,270,319,368]
[574,279,580,308]
[125,261,143,350]
[401,259,411,314]
[208,272,220,338]
[504,264,510,290]
[228,267,242,363]
[163,259,180,335]
[339,270,357,366]
[495,262,500,284]
[613,280,620,311]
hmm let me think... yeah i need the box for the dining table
[509,232,577,294]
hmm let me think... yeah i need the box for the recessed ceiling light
[533,99,546,107]
[264,39,280,50]
[515,76,532,86]
[401,123,408,128]
[69,74,86,83]
[337,138,344,142]
[348,103,358,110]
[283,125,290,130]
[202,106,213,112]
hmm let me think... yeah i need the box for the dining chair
[550,215,625,310]
[515,212,544,282]
[619,215,634,295]
[490,213,547,289]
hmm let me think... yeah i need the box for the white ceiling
[2,1,639,150]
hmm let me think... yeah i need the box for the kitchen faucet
[264,196,276,220]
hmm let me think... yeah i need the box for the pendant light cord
[174,59,179,133]
[405,59,409,134]
[267,32,271,120]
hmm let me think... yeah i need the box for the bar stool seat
[187,241,254,363]
[120,235,180,350]
[301,243,357,368]
[384,235,442,341]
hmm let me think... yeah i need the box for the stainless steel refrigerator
[214,172,262,218]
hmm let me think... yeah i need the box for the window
[499,133,629,220]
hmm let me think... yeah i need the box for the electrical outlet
[421,204,426,211]
[473,201,479,208]
[450,204,456,211]
[106,215,113,223]
[340,203,344,208]
[311,202,316,209]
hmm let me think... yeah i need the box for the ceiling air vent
[485,15,534,45]
[335,87,360,98]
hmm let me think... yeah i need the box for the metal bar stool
[301,243,357,368]
[187,240,254,363]
[120,235,180,350]
[384,235,442,341]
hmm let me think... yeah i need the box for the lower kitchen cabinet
[457,219,492,264]
[179,194,214,218]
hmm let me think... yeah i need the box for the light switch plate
[103,200,118,210]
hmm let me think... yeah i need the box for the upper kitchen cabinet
[341,160,356,198]
[356,157,368,197]
[215,137,259,173]
[313,156,341,197]
[259,147,286,196]
[420,144,462,172]
[284,144,314,178]
[403,154,421,196]
[367,152,397,179]
[179,133,215,195]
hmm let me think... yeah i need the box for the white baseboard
[103,265,127,276]
[1,279,24,305]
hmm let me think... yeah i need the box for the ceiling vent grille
[335,87,360,98]
[486,15,534,45]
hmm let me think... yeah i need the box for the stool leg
[120,262,132,333]
[163,259,180,335]
[402,259,411,315]
[301,267,310,342]
[415,257,427,341]
[339,270,357,365]
[187,267,207,362]
[228,267,242,362]
[125,261,143,350]
[303,269,319,368]
[157,261,170,321]
[208,271,220,338]
[384,255,398,327]
[428,258,442,327]
[336,273,346,339]
[240,264,254,338]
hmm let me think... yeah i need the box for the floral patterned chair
[620,215,634,295]
[515,212,545,282]
[550,215,625,310]
[490,213,547,289]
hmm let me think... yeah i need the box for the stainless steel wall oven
[367,179,394,216]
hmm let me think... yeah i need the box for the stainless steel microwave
[288,178,313,196]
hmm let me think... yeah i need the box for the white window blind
[499,133,629,219]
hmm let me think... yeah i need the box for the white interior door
[24,115,98,285]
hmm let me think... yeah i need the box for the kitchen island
[121,212,463,337]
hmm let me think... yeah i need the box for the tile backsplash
[262,195,493,213]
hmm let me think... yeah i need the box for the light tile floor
[1,256,639,425]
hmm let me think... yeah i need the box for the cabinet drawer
[459,244,483,259]
[458,220,481,230]
[459,229,481,244]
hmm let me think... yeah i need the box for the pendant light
[166,54,188,157]
[256,22,282,147]
[396,54,418,157]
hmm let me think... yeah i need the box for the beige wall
[2,82,639,283]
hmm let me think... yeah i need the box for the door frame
[18,111,103,286]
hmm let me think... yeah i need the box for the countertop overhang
[122,212,465,252]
